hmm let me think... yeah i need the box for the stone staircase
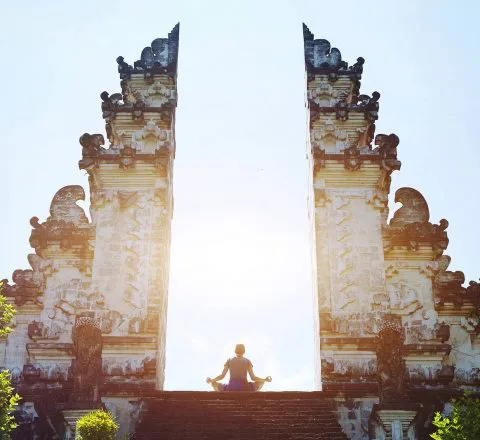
[132,391,348,439]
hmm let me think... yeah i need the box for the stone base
[369,403,420,440]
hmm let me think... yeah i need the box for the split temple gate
[1,23,479,440]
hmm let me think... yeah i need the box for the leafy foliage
[431,393,480,440]
[0,282,19,439]
[76,410,119,440]
[0,371,20,440]
[0,282,15,337]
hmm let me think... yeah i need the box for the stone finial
[49,185,89,225]
[303,23,364,78]
[375,133,401,172]
[384,187,449,253]
[1,254,46,306]
[390,188,429,227]
[467,280,480,308]
[432,255,477,310]
[358,91,380,121]
[79,133,105,157]
[29,186,92,254]
[117,23,180,78]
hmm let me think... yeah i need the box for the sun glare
[165,209,315,390]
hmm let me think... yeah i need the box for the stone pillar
[369,405,419,440]
[59,317,104,438]
[61,408,96,439]
[303,25,401,388]
[368,319,420,439]
[79,24,179,390]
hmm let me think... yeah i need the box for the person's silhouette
[206,344,272,391]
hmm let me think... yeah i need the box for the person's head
[234,344,245,356]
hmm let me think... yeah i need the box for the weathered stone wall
[333,398,377,440]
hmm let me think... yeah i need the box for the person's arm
[207,365,228,383]
[247,365,271,383]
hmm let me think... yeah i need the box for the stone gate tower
[305,24,480,439]
[1,24,179,435]
[80,24,179,390]
[304,24,398,389]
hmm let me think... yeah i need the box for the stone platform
[131,391,348,440]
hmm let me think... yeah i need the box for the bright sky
[1,1,479,391]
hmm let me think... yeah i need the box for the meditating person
[206,343,272,391]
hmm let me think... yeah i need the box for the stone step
[132,391,348,440]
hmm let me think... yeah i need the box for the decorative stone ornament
[71,316,103,404]
[117,23,179,79]
[344,146,361,170]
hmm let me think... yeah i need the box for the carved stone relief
[390,188,429,227]
[89,188,170,335]
[344,146,361,170]
[385,187,449,253]
[137,80,176,106]
[331,196,358,310]
[385,283,422,315]
[356,91,380,122]
[366,190,388,212]
[374,133,401,172]
[314,188,332,208]
[70,317,103,404]
[433,255,467,307]
[120,146,136,169]
[308,83,347,107]
[376,318,408,404]
[355,123,376,151]
[311,117,348,153]
[131,120,171,153]
[312,148,326,172]
[103,355,155,376]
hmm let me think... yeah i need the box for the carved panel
[70,317,103,404]
[308,83,346,107]
[376,318,407,404]
[132,120,171,153]
[137,80,176,106]
[344,146,361,170]
[311,118,348,153]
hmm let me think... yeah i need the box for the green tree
[75,410,119,440]
[431,393,480,440]
[0,281,20,440]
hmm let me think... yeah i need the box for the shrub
[0,282,15,337]
[76,409,119,440]
[431,393,480,440]
[0,281,19,439]
[0,370,20,440]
